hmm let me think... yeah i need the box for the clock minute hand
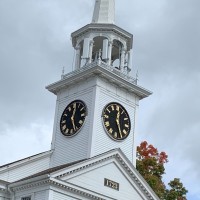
[72,104,76,117]
[71,104,76,131]
[116,111,123,138]
[71,117,76,131]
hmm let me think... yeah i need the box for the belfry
[0,1,159,200]
[73,0,132,73]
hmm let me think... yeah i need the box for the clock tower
[47,0,152,168]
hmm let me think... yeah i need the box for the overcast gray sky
[0,0,199,199]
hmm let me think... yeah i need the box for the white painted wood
[92,0,115,24]
[53,191,80,200]
[132,98,139,167]
[50,78,97,167]
[46,190,53,200]
[102,39,108,59]
[64,162,145,200]
[15,192,34,200]
[34,191,46,200]
[89,78,138,162]
[8,150,159,200]
[50,75,139,167]
[0,194,10,200]
[71,27,133,72]
[128,49,133,71]
[49,185,98,200]
[82,38,90,59]
[0,156,50,182]
[50,149,159,200]
[14,185,50,200]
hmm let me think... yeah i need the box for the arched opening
[75,40,84,69]
[111,40,123,69]
[92,36,108,62]
[74,36,128,72]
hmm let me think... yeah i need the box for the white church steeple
[47,0,152,168]
[92,0,115,24]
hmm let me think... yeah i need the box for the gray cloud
[0,0,199,199]
[117,0,200,199]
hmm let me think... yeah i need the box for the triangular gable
[50,149,159,200]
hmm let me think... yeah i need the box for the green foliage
[136,141,188,200]
[165,178,188,200]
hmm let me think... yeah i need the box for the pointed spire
[92,0,115,24]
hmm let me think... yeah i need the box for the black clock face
[102,102,131,141]
[60,100,87,137]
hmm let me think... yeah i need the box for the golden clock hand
[116,112,123,138]
[116,119,123,138]
[71,118,76,131]
[72,103,76,117]
[71,104,76,131]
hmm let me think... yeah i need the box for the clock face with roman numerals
[60,100,87,137]
[102,102,131,141]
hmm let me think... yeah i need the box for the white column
[128,49,133,72]
[107,41,113,65]
[75,45,81,70]
[81,38,90,67]
[46,190,53,200]
[89,40,94,63]
[102,39,108,60]
[120,48,125,71]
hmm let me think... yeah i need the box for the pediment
[50,149,159,200]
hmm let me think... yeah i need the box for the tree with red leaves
[136,141,188,199]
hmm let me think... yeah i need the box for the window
[21,197,31,200]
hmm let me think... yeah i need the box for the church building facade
[0,1,159,199]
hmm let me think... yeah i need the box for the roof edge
[0,150,53,172]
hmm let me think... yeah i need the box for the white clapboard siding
[50,78,96,167]
[53,191,81,200]
[15,189,47,200]
[68,162,144,200]
[50,74,139,167]
[90,77,138,163]
[0,156,50,182]
[34,190,47,200]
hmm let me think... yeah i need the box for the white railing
[62,60,137,85]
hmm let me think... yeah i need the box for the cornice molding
[56,154,116,179]
[11,178,105,200]
[115,154,155,200]
[11,179,50,192]
[71,23,133,50]
[49,179,105,200]
[46,61,152,99]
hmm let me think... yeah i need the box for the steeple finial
[92,0,115,24]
